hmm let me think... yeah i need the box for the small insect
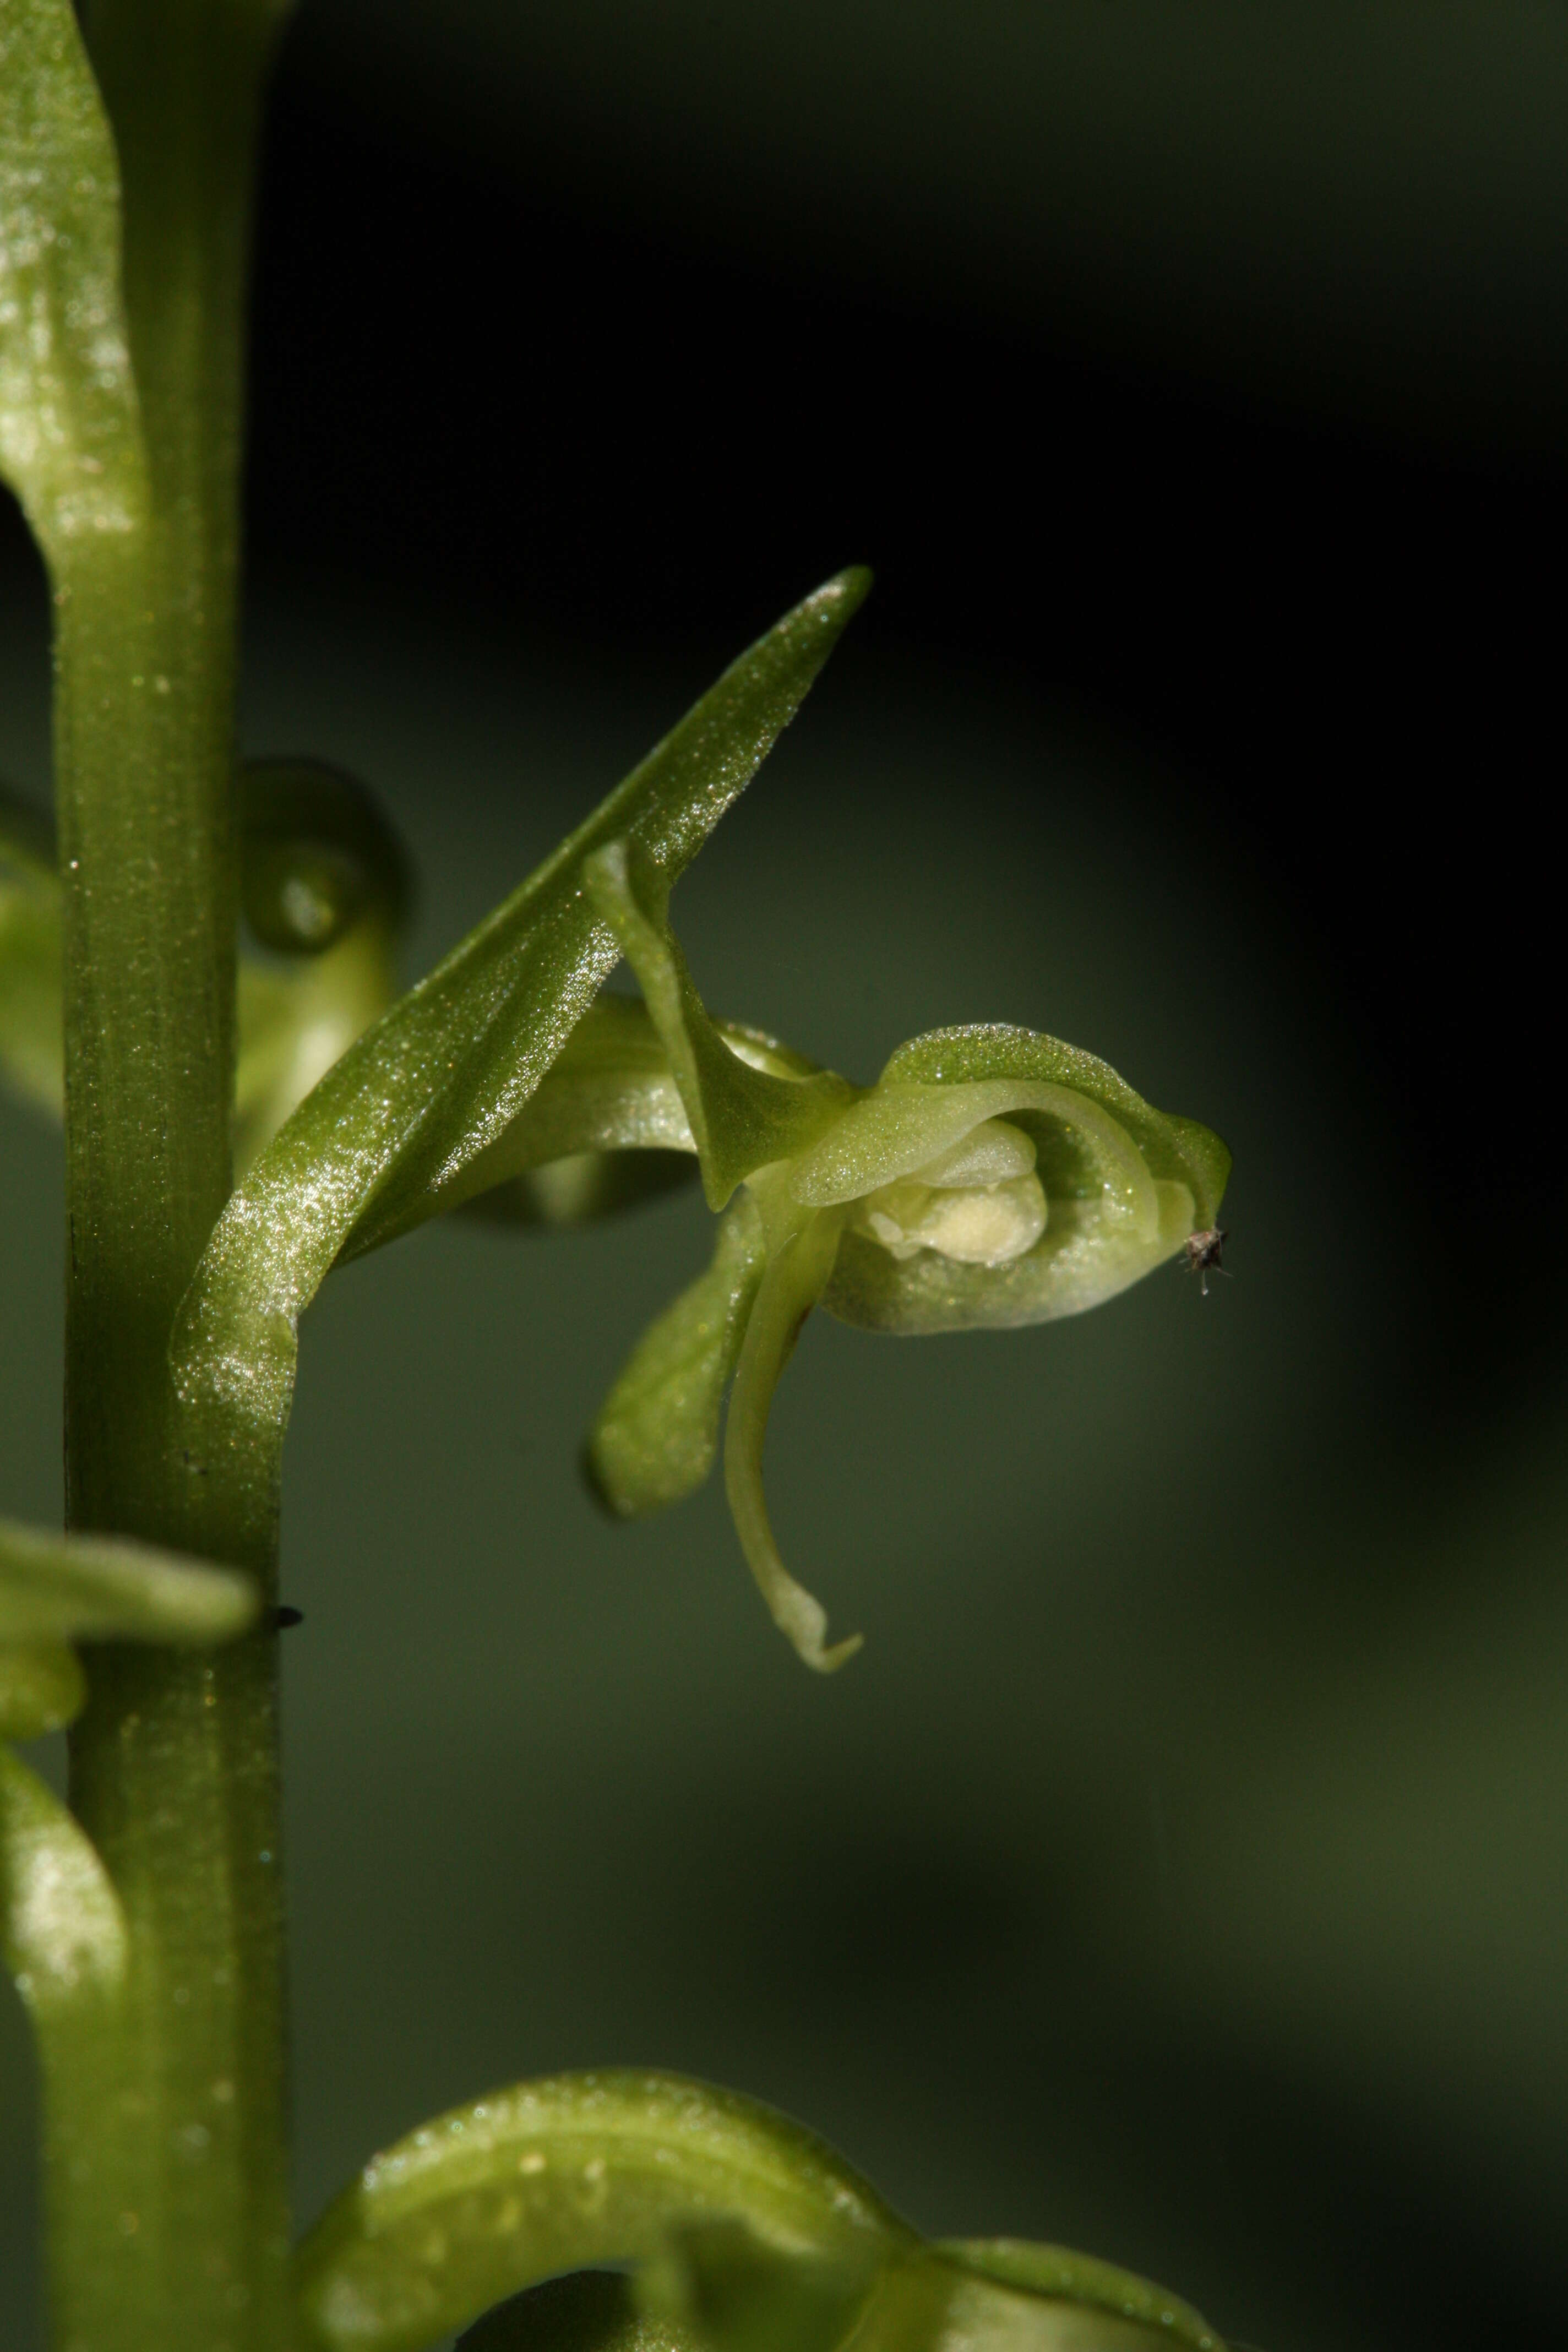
[273,1604,305,1631]
[1182,1226,1229,1297]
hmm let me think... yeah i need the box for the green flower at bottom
[566,842,1230,1673]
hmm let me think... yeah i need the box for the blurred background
[4,6,1567,2348]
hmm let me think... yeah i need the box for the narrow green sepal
[293,2067,910,2352]
[586,1194,767,1517]
[1,1516,258,1646]
[584,841,852,1210]
[459,2272,692,2352]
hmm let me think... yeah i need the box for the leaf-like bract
[172,573,869,1460]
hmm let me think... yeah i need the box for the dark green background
[4,7,1566,2349]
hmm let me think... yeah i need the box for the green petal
[584,842,852,1210]
[172,573,869,1458]
[0,0,148,553]
[292,2067,911,2352]
[937,2242,1223,2352]
[0,1642,86,1742]
[0,1517,258,1646]
[722,1198,859,1673]
[587,1194,767,1517]
[459,2272,690,2352]
[0,782,63,1118]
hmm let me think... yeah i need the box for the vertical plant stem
[54,5,292,2345]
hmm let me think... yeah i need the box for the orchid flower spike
[565,840,1231,1672]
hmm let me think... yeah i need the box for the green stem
[52,6,292,2345]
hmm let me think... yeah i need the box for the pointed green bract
[293,2068,911,2352]
[0,0,148,551]
[0,1516,258,1645]
[587,1193,767,1517]
[171,572,869,1460]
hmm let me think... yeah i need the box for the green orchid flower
[552,840,1232,1672]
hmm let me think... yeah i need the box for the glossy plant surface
[2,4,1229,2347]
